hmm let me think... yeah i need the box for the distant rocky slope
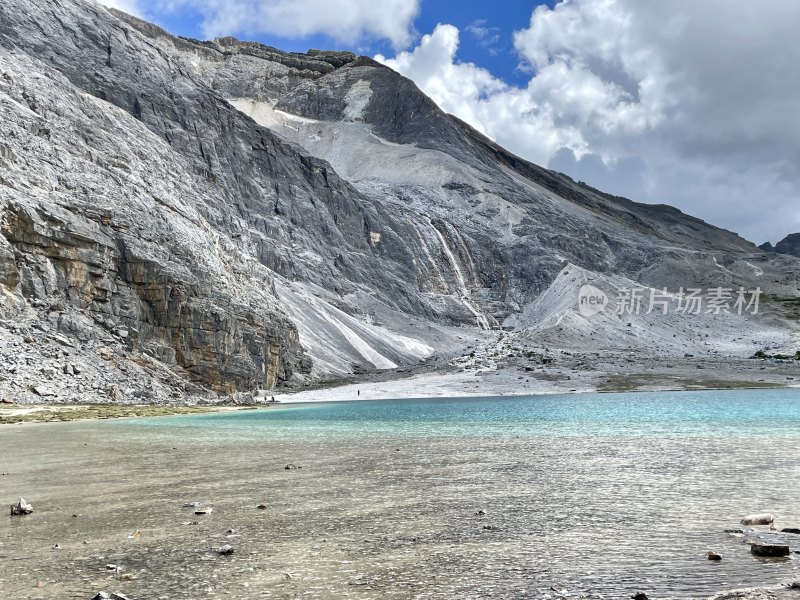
[0,0,798,402]
[761,234,800,258]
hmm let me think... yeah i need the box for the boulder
[32,385,57,397]
[741,513,774,526]
[750,542,790,557]
[781,527,800,534]
[706,551,723,561]
[216,544,234,556]
[10,498,33,515]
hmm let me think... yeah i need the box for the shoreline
[0,403,273,425]
[2,374,797,425]
[272,366,798,405]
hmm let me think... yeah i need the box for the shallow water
[1,389,799,599]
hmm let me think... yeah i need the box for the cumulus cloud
[378,1,800,243]
[377,25,508,139]
[159,0,420,48]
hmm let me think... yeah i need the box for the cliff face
[0,0,797,402]
[0,43,308,395]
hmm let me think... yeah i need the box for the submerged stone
[750,542,790,557]
[781,527,800,534]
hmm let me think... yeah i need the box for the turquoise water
[137,388,800,438]
[2,388,799,599]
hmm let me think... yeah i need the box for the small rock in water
[781,527,800,534]
[706,551,722,561]
[284,463,301,470]
[723,528,743,534]
[256,504,268,510]
[475,510,486,516]
[195,507,213,515]
[216,544,234,556]
[182,502,200,508]
[741,513,774,526]
[632,593,649,600]
[91,593,130,600]
[750,542,790,557]
[789,580,800,589]
[10,498,33,516]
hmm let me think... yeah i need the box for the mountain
[760,233,800,258]
[0,0,798,403]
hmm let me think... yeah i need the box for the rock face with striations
[0,0,798,399]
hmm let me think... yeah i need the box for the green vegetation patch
[598,374,784,393]
[0,404,215,425]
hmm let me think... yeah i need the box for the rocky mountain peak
[760,233,800,257]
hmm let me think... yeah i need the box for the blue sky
[151,1,553,85]
[108,0,800,243]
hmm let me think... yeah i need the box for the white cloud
[99,0,142,16]
[159,0,420,48]
[377,1,800,243]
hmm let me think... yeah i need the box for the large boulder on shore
[740,513,774,526]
